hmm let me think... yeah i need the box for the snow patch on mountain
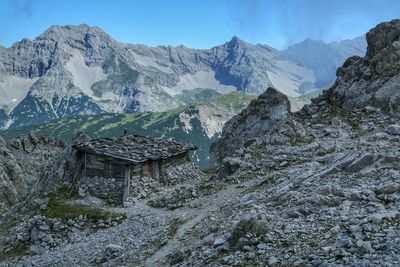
[65,50,107,97]
[0,75,38,112]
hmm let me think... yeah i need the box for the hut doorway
[150,161,161,182]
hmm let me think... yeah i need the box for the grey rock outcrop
[387,124,400,135]
[0,134,68,213]
[210,21,400,166]
[210,87,309,164]
[0,135,27,212]
[95,244,125,263]
[190,20,400,267]
[319,19,400,115]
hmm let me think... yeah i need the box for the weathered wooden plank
[86,168,105,177]
[132,166,142,172]
[141,162,150,176]
[86,168,126,179]
[149,161,161,181]
[123,165,131,202]
[86,162,106,168]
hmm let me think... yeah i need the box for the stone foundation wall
[128,176,161,199]
[162,162,205,185]
[77,176,124,204]
[160,154,189,184]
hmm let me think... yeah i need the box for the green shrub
[0,241,30,261]
[43,187,126,223]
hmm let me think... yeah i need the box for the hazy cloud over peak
[226,0,400,48]
[10,0,36,17]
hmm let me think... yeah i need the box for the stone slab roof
[72,135,197,163]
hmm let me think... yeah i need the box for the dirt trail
[144,178,260,266]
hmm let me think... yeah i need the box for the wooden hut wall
[130,162,154,177]
[85,153,127,179]
[83,150,191,181]
[131,160,161,181]
[149,160,161,181]
[141,162,150,176]
[112,161,128,179]
[128,159,177,182]
[131,163,143,176]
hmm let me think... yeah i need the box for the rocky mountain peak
[211,20,400,171]
[43,23,89,33]
[366,19,400,58]
[211,87,308,165]
[253,87,291,110]
[283,35,367,89]
[314,19,400,115]
[40,24,109,40]
[35,24,116,60]
[225,36,250,50]
[301,38,326,46]
[229,36,244,43]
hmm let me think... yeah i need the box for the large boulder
[322,19,400,115]
[366,19,400,58]
[210,88,308,164]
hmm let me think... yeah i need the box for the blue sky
[0,0,399,49]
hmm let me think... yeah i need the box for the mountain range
[0,24,366,129]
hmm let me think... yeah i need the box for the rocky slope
[0,24,365,129]
[192,19,400,266]
[4,20,400,267]
[0,134,67,215]
[210,88,309,166]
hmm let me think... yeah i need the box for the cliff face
[319,19,400,115]
[283,35,367,89]
[210,88,308,164]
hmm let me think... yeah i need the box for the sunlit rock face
[321,19,400,116]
